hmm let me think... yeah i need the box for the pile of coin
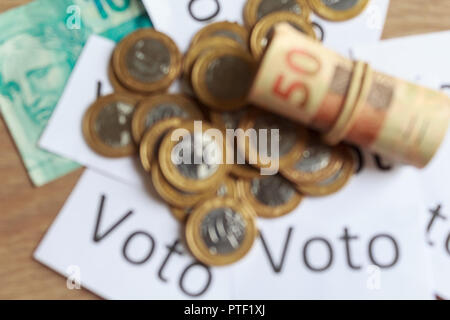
[83,0,367,266]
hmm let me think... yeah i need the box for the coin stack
[83,0,368,266]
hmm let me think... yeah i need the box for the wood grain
[1,0,449,300]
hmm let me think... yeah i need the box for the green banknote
[0,0,151,186]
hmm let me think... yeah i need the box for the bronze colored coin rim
[113,28,182,93]
[185,197,258,266]
[151,162,216,208]
[108,53,132,95]
[238,110,308,170]
[237,175,303,218]
[250,11,316,59]
[158,121,230,193]
[297,147,355,196]
[191,46,257,111]
[280,137,343,185]
[308,0,370,21]
[183,36,243,92]
[140,117,184,172]
[230,163,261,179]
[170,206,192,222]
[190,21,249,49]
[83,93,138,158]
[169,176,239,222]
[132,93,204,143]
[244,0,311,28]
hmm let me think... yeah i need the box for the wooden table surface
[1,0,450,300]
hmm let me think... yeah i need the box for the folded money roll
[249,23,450,168]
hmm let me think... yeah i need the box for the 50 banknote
[0,0,151,186]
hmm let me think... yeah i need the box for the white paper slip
[39,35,145,188]
[34,169,232,300]
[143,0,390,55]
[353,32,450,299]
[35,168,432,300]
[229,167,433,300]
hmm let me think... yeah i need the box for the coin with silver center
[114,29,181,93]
[281,137,343,185]
[132,94,203,143]
[192,47,257,111]
[185,197,257,266]
[126,38,170,83]
[206,57,253,101]
[83,94,138,158]
[245,0,310,28]
[190,21,249,48]
[321,0,359,11]
[201,207,247,255]
[297,147,355,196]
[250,11,316,59]
[96,102,133,148]
[238,174,302,218]
[257,0,308,20]
[174,133,220,180]
[308,0,369,21]
[159,122,229,193]
[252,175,295,207]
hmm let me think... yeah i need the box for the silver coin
[126,38,171,83]
[145,103,190,129]
[295,143,332,173]
[201,207,247,255]
[94,101,134,148]
[174,133,220,180]
[205,55,254,100]
[252,116,297,157]
[321,0,359,11]
[316,164,343,186]
[251,175,295,207]
[211,30,246,47]
[257,0,304,20]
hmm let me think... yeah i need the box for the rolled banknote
[249,23,450,168]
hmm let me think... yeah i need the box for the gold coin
[83,93,138,158]
[238,110,308,171]
[140,117,184,172]
[308,0,370,21]
[185,197,258,266]
[281,135,343,184]
[237,174,303,218]
[132,93,204,143]
[297,146,355,196]
[190,21,249,49]
[158,120,229,193]
[250,11,316,59]
[244,0,311,28]
[169,176,239,222]
[151,162,216,208]
[108,53,132,95]
[230,164,261,179]
[113,28,182,94]
[183,36,243,94]
[191,46,257,111]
